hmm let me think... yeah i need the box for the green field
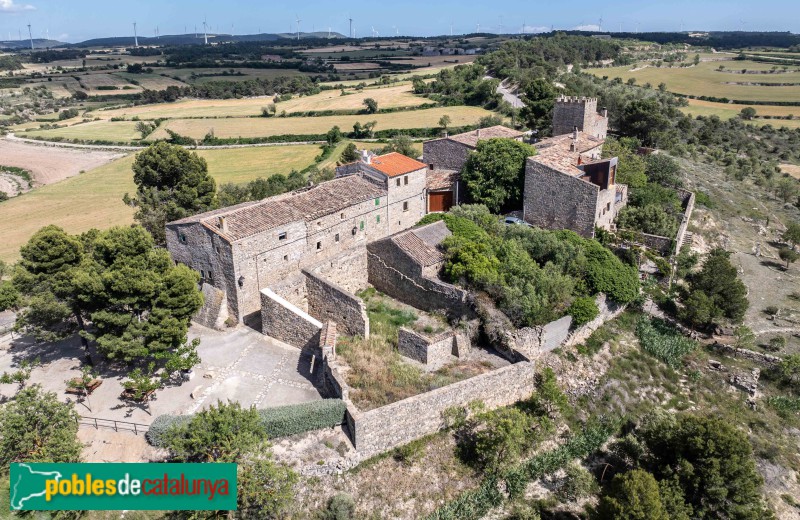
[588,60,800,103]
[681,99,800,128]
[0,144,321,262]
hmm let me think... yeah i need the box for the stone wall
[270,274,309,311]
[304,269,369,338]
[553,97,608,139]
[563,293,626,348]
[673,189,695,256]
[422,139,472,171]
[260,288,322,351]
[397,328,469,370]
[307,246,369,295]
[510,316,573,359]
[349,361,536,458]
[524,159,599,238]
[711,343,782,368]
[194,283,229,330]
[366,238,474,320]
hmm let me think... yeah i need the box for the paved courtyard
[0,324,324,427]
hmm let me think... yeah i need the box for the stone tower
[552,96,608,139]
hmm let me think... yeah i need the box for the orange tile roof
[368,152,427,177]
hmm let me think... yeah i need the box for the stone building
[422,125,525,212]
[167,152,427,325]
[551,96,608,139]
[523,129,626,238]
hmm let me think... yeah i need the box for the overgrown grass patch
[635,317,697,368]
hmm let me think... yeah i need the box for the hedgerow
[258,399,347,439]
[146,399,346,448]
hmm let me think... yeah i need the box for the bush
[146,414,192,448]
[555,463,599,502]
[146,399,346,448]
[323,493,356,520]
[258,399,347,439]
[635,317,696,368]
[567,296,600,327]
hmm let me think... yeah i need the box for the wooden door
[428,191,453,212]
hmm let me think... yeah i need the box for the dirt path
[0,139,125,186]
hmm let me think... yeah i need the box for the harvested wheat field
[0,139,123,185]
[149,106,496,140]
[276,84,428,113]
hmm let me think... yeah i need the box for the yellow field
[21,121,143,142]
[112,72,187,90]
[681,99,800,129]
[149,106,495,140]
[276,84,427,112]
[588,61,800,103]
[0,144,321,262]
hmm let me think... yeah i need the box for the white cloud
[573,24,601,31]
[0,0,35,13]
[56,33,68,41]
[525,25,550,34]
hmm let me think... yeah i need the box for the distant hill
[0,39,67,50]
[69,31,346,48]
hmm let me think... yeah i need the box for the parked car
[503,216,531,226]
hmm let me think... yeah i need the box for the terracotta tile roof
[391,221,451,267]
[446,125,524,148]
[368,152,427,177]
[530,132,606,176]
[188,174,386,242]
[426,169,459,191]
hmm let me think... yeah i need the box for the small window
[335,233,340,242]
[404,176,409,186]
[340,212,345,219]
[374,198,380,206]
[403,201,409,212]
[278,232,287,241]
[208,271,214,283]
[376,215,381,223]
[606,202,611,211]
[316,241,322,250]
[215,245,220,254]
[360,220,364,231]
[429,163,434,170]
[179,233,186,243]
[283,255,288,261]
[396,178,401,187]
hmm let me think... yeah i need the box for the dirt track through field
[0,139,124,186]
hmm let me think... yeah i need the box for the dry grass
[277,83,427,112]
[682,99,800,119]
[20,121,144,142]
[781,163,800,180]
[587,60,800,103]
[0,144,321,262]
[0,140,122,185]
[111,72,187,90]
[149,106,495,139]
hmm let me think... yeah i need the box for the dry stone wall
[349,361,536,458]
[366,238,474,320]
[194,283,228,330]
[422,139,472,171]
[397,328,469,370]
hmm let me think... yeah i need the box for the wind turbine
[476,23,480,33]
[498,16,504,34]
[328,27,332,39]
[27,23,32,50]
[295,14,301,40]
[450,21,453,37]
[349,17,353,39]
[133,22,138,47]
[521,20,525,34]
[203,19,209,44]
[598,16,603,32]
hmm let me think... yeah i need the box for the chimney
[476,128,481,138]
[360,149,372,165]
[602,107,608,118]
[218,216,228,232]
[570,141,577,152]
[573,126,579,140]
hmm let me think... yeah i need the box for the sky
[0,0,798,43]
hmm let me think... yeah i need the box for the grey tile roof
[391,221,451,267]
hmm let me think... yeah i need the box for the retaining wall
[349,360,536,458]
[366,239,474,320]
[397,328,470,370]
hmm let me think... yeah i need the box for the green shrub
[147,399,346,448]
[323,493,356,520]
[146,414,191,448]
[635,317,696,368]
[554,463,599,501]
[567,296,599,327]
[258,399,347,439]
